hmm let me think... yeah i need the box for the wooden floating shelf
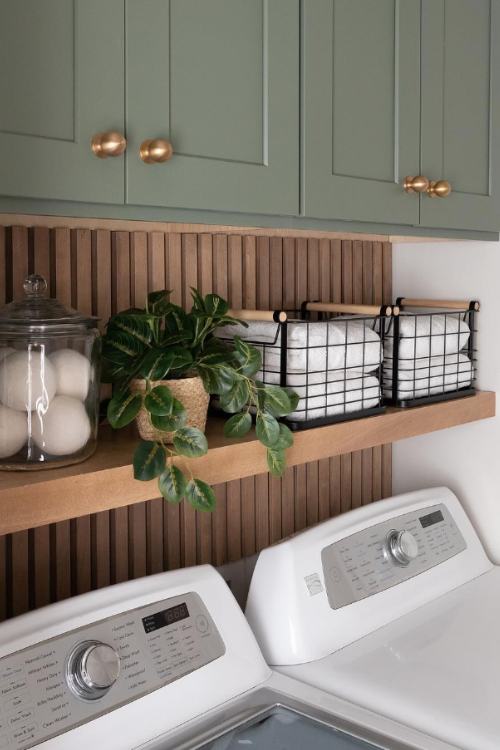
[0,391,494,536]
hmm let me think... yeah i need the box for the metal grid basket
[220,302,395,431]
[383,297,479,408]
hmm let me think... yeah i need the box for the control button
[66,641,120,701]
[195,615,209,635]
[384,529,419,567]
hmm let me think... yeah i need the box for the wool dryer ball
[32,396,91,455]
[0,405,28,457]
[0,351,57,411]
[50,349,90,401]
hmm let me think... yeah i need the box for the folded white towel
[384,313,470,360]
[262,369,381,421]
[383,353,473,400]
[217,318,382,374]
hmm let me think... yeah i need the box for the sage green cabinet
[419,0,500,232]
[0,0,125,204]
[125,0,299,215]
[302,0,421,225]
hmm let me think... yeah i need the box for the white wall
[392,240,500,562]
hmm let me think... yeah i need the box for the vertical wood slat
[0,223,391,620]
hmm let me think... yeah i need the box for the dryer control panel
[0,592,225,750]
[321,503,466,609]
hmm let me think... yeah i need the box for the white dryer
[0,563,451,749]
[245,487,500,750]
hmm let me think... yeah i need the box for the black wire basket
[218,302,396,431]
[383,297,479,408]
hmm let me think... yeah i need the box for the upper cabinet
[419,0,500,232]
[0,0,125,204]
[1,0,499,235]
[302,0,421,226]
[125,0,299,216]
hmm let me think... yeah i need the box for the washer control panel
[0,592,224,749]
[321,503,466,609]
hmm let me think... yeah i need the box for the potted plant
[102,289,298,511]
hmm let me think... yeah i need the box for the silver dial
[67,641,120,701]
[384,529,419,566]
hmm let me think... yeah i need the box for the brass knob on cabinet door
[91,132,127,158]
[403,175,430,193]
[427,179,452,198]
[139,138,174,164]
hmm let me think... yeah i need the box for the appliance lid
[282,568,500,750]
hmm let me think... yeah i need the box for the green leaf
[204,294,229,317]
[273,423,294,450]
[150,397,186,431]
[262,385,292,417]
[220,379,249,413]
[140,347,193,380]
[285,388,300,412]
[148,290,173,316]
[158,464,188,503]
[107,390,143,428]
[233,337,262,377]
[102,331,145,366]
[267,448,286,477]
[256,412,280,447]
[223,412,252,439]
[198,364,236,396]
[185,479,216,512]
[106,313,153,347]
[144,385,173,416]
[133,441,166,481]
[173,427,208,458]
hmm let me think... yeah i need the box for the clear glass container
[0,275,101,470]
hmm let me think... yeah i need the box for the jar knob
[23,275,48,297]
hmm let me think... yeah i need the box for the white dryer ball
[0,347,15,362]
[50,349,90,401]
[0,351,56,411]
[32,396,91,456]
[0,405,28,458]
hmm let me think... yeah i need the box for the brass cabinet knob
[403,175,430,193]
[91,131,127,158]
[427,179,452,198]
[139,138,173,164]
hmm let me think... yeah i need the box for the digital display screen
[419,510,444,528]
[142,602,190,633]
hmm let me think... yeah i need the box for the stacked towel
[217,318,382,374]
[384,313,473,401]
[262,369,381,421]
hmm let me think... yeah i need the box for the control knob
[384,529,419,566]
[66,641,120,700]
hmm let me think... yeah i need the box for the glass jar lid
[0,275,99,335]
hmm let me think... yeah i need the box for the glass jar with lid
[0,275,101,469]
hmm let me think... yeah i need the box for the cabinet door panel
[303,0,420,225]
[0,0,125,204]
[126,0,299,215]
[420,0,500,231]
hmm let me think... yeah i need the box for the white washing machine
[245,486,500,750]
[0,563,452,749]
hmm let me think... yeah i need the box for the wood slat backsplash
[0,223,392,620]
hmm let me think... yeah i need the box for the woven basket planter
[130,375,210,443]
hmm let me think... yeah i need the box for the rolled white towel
[384,313,470,359]
[217,318,382,374]
[383,353,473,400]
[262,369,381,421]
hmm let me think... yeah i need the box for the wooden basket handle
[397,297,480,312]
[303,302,394,317]
[228,308,287,323]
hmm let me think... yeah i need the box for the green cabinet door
[0,0,125,204]
[420,0,500,232]
[302,0,421,225]
[125,0,299,216]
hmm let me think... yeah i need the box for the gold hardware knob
[403,175,430,193]
[91,132,127,159]
[427,179,452,198]
[139,138,173,164]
